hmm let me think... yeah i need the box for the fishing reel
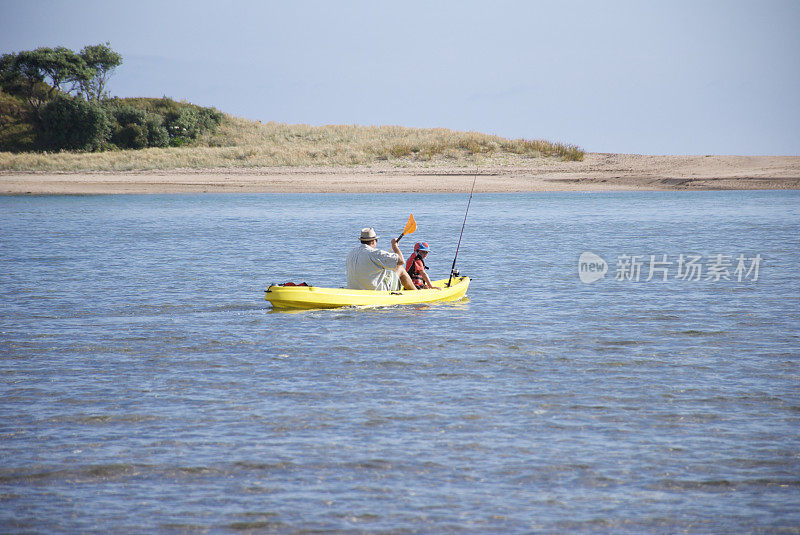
[445,269,462,288]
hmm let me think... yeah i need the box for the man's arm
[390,238,405,266]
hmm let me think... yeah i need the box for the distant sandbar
[2,154,798,194]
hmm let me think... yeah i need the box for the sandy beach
[2,154,799,194]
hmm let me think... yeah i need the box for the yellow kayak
[265,276,470,310]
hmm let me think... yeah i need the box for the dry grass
[0,115,583,172]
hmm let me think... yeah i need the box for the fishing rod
[446,170,478,288]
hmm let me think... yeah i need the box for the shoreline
[2,154,799,194]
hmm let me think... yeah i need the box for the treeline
[0,44,222,152]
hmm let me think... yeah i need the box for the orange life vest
[405,252,428,288]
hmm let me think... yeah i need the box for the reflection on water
[267,296,471,314]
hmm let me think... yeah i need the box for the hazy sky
[2,0,798,155]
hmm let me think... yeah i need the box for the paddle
[396,214,416,242]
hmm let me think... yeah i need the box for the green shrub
[197,106,223,130]
[105,102,171,149]
[165,106,199,144]
[145,114,169,147]
[114,123,148,149]
[41,97,111,151]
[110,104,146,127]
[108,104,145,149]
[164,104,223,146]
[4,91,223,153]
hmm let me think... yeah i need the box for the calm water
[1,191,799,533]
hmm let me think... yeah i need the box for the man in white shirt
[346,227,418,291]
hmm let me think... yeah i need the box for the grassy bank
[0,114,583,172]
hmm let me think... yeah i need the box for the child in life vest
[405,242,440,289]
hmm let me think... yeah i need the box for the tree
[79,43,122,102]
[0,44,121,134]
[1,51,66,127]
[0,44,121,103]
[15,47,91,99]
[0,53,17,86]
